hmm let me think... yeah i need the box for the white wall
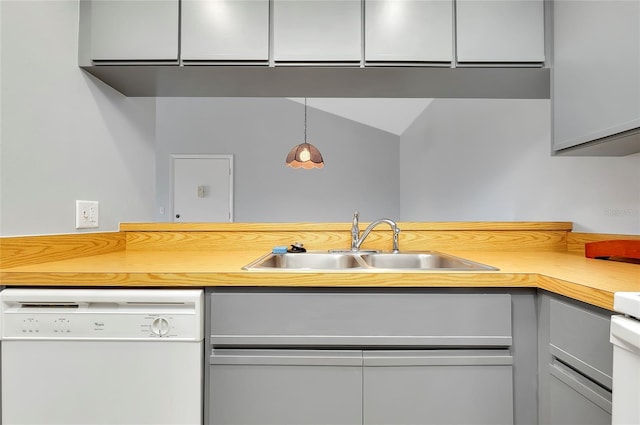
[400,99,640,234]
[0,1,156,236]
[156,98,400,222]
[2,2,638,236]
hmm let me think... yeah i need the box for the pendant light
[286,98,324,169]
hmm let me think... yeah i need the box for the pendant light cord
[304,97,307,143]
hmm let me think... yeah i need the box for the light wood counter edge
[0,269,615,311]
[120,222,574,232]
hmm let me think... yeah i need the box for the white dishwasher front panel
[0,288,203,425]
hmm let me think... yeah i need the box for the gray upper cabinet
[273,0,362,64]
[456,0,545,64]
[552,0,640,155]
[181,0,269,64]
[79,0,179,64]
[365,0,453,65]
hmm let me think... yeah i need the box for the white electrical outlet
[75,200,99,229]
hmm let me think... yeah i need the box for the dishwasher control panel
[0,289,203,341]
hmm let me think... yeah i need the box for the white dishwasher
[0,288,203,425]
[610,292,640,425]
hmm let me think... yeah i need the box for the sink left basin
[243,252,365,270]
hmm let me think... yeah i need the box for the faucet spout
[351,214,401,253]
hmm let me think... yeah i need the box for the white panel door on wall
[172,155,233,222]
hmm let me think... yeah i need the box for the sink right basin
[360,252,498,271]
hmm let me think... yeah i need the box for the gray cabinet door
[86,0,179,62]
[365,0,453,64]
[552,0,640,153]
[549,297,613,388]
[208,349,362,425]
[549,359,612,425]
[273,0,361,64]
[363,350,514,425]
[181,0,269,63]
[456,0,544,64]
[538,293,614,425]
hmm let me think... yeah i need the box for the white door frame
[170,154,234,222]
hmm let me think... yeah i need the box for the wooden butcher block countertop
[1,222,639,311]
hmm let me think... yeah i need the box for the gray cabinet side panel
[537,292,552,425]
[512,291,539,425]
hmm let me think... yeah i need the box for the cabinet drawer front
[549,298,613,387]
[210,289,512,347]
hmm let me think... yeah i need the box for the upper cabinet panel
[78,0,550,97]
[456,0,545,64]
[181,0,269,63]
[365,0,453,65]
[273,0,362,64]
[85,0,179,63]
[552,0,640,155]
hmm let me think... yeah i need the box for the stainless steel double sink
[243,251,498,271]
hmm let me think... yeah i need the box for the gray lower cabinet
[208,348,515,425]
[548,358,613,425]
[363,350,514,425]
[538,292,613,425]
[205,288,529,425]
[208,349,363,425]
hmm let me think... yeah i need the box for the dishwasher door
[0,288,204,425]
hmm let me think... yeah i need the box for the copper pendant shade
[286,98,324,169]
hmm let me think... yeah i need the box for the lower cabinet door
[208,349,363,425]
[363,350,514,425]
[549,358,612,425]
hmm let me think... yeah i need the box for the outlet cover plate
[75,200,99,229]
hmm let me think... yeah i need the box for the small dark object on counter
[287,242,307,253]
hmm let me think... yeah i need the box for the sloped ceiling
[288,98,433,136]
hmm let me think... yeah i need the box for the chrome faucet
[350,211,401,253]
